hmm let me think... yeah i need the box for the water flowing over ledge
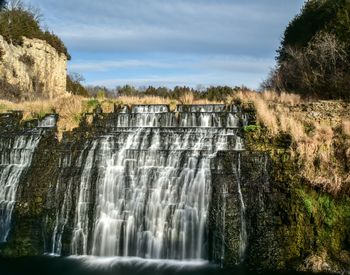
[50,104,246,260]
[0,134,42,242]
[0,103,348,273]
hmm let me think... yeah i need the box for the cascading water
[236,153,247,261]
[71,141,98,255]
[51,104,244,261]
[0,134,41,242]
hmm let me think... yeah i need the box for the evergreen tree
[0,1,6,10]
[266,0,350,100]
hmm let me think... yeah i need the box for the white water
[0,134,41,242]
[71,141,98,255]
[220,181,228,267]
[38,115,56,128]
[91,108,223,259]
[68,255,209,267]
[236,153,247,261]
[52,104,243,260]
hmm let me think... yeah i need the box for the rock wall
[0,35,67,99]
[0,106,349,274]
[209,149,350,273]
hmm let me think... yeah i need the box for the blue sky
[24,0,305,89]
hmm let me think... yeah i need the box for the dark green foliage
[86,85,112,97]
[86,84,250,101]
[201,86,240,101]
[243,125,260,133]
[0,0,6,11]
[0,2,70,59]
[171,86,193,99]
[117,85,137,96]
[19,54,34,67]
[269,0,350,100]
[144,86,170,97]
[278,0,340,60]
[66,73,89,97]
[41,31,71,60]
[0,78,22,101]
[0,45,4,61]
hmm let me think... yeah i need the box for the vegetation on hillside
[264,0,350,100]
[0,0,70,59]
[66,73,89,97]
[0,86,348,197]
[0,91,222,139]
[85,84,250,102]
[231,91,350,195]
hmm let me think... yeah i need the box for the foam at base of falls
[68,255,210,267]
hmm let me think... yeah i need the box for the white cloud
[70,55,272,73]
[27,0,304,56]
[23,0,304,88]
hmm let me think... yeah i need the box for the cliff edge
[0,35,67,100]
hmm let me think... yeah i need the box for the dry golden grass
[55,95,85,136]
[229,90,279,135]
[252,96,279,135]
[261,90,301,106]
[0,98,54,120]
[0,94,222,139]
[117,96,172,105]
[100,100,115,113]
[0,94,85,139]
[227,90,348,194]
[342,120,350,137]
[116,95,221,110]
[303,251,329,273]
[279,114,306,142]
[178,92,194,104]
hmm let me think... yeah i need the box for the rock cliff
[0,104,349,274]
[0,35,67,100]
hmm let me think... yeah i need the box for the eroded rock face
[0,36,67,99]
[0,106,349,274]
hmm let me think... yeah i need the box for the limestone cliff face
[0,35,67,99]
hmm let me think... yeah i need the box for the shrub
[117,85,137,96]
[0,1,70,58]
[0,46,4,61]
[266,0,350,100]
[178,91,194,104]
[202,86,237,101]
[96,90,106,100]
[0,78,22,101]
[19,54,34,67]
[66,73,89,97]
[233,90,349,194]
[243,125,260,133]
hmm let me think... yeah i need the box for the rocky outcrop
[0,105,349,274]
[0,35,67,100]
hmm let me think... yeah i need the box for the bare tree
[266,31,349,99]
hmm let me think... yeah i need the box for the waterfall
[237,153,247,261]
[51,104,243,260]
[0,134,41,242]
[37,115,57,128]
[220,181,228,267]
[90,108,221,259]
[51,179,73,255]
[71,141,98,255]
